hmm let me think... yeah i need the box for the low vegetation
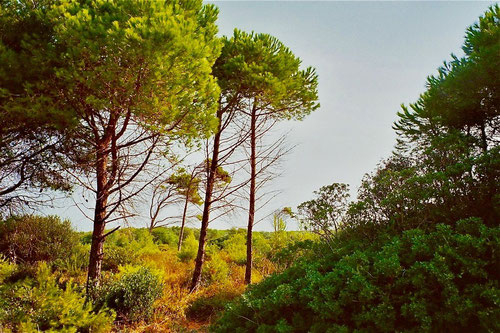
[0,217,315,331]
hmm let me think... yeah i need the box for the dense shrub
[203,246,230,284]
[97,267,163,322]
[178,231,199,262]
[0,215,78,264]
[106,228,160,255]
[223,231,247,265]
[102,244,138,272]
[54,243,90,277]
[151,227,179,246]
[99,228,162,272]
[270,239,316,271]
[0,261,114,332]
[0,255,15,284]
[187,288,241,323]
[212,219,500,332]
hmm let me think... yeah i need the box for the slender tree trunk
[190,110,223,292]
[177,196,189,251]
[245,106,257,285]
[480,122,488,153]
[87,144,109,289]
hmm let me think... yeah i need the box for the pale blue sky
[211,1,496,230]
[49,1,496,231]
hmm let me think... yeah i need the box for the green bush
[0,215,78,264]
[151,227,179,246]
[222,231,247,265]
[203,246,229,284]
[102,245,138,272]
[212,219,500,332]
[97,267,162,322]
[270,239,315,271]
[187,289,239,323]
[101,228,162,272]
[0,262,114,332]
[106,228,160,255]
[54,243,90,276]
[178,231,199,262]
[0,255,16,284]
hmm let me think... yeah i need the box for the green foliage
[99,228,161,272]
[223,230,247,265]
[270,239,316,271]
[53,243,90,277]
[168,169,203,205]
[178,231,199,262]
[203,246,230,284]
[298,183,350,244]
[107,228,160,256]
[152,227,179,247]
[0,255,16,284]
[0,215,78,264]
[187,288,240,323]
[213,219,500,332]
[394,5,499,152]
[102,244,138,273]
[96,267,162,323]
[0,0,222,138]
[215,29,319,120]
[0,262,114,332]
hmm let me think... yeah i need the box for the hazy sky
[209,1,495,230]
[49,1,496,232]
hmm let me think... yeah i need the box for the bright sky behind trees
[48,1,496,231]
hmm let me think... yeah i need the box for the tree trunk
[87,145,109,289]
[190,110,223,292]
[177,196,189,251]
[480,122,488,153]
[245,106,257,285]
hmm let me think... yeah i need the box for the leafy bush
[222,231,247,265]
[105,228,160,254]
[97,267,163,322]
[102,244,138,272]
[187,288,240,323]
[203,246,229,284]
[53,243,90,277]
[0,255,16,284]
[100,228,162,272]
[178,231,198,262]
[152,227,179,247]
[0,215,78,264]
[0,262,114,332]
[213,219,500,332]
[270,239,315,271]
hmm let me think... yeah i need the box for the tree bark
[245,105,257,285]
[480,122,488,153]
[177,196,189,251]
[87,143,109,289]
[190,110,223,292]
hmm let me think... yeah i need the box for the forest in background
[0,1,498,332]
